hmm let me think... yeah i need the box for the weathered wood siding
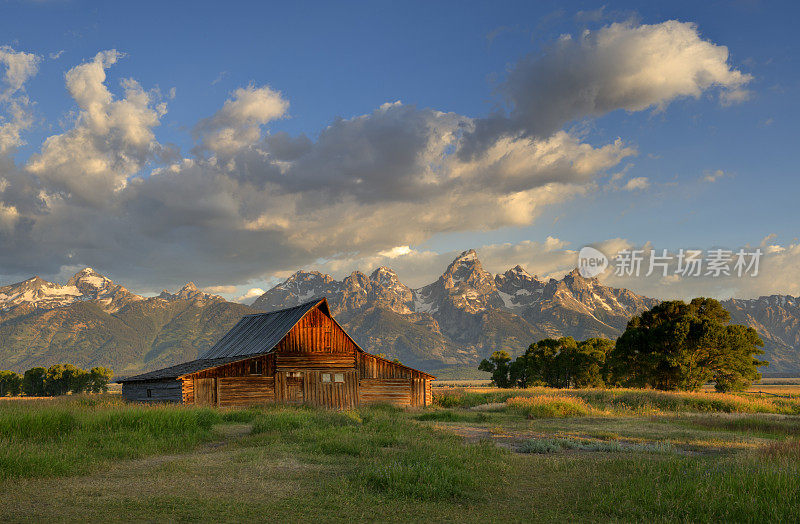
[122,380,182,402]
[359,378,412,406]
[182,377,194,404]
[305,370,358,409]
[412,378,429,407]
[356,352,433,407]
[276,353,355,370]
[274,307,359,354]
[190,354,275,379]
[194,377,216,406]
[218,377,275,406]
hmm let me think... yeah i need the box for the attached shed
[117,298,434,408]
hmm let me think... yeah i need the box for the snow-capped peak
[0,268,142,314]
[68,267,112,290]
[509,265,531,277]
[454,249,478,263]
[370,266,399,284]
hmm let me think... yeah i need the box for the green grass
[519,437,674,454]
[0,396,220,479]
[506,395,591,418]
[0,393,799,521]
[435,386,800,415]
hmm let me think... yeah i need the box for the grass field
[1,388,799,522]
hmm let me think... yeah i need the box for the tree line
[0,364,113,397]
[479,298,766,392]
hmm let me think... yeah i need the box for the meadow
[0,387,798,522]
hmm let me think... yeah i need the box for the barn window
[334,373,344,383]
[322,373,331,383]
[146,389,152,398]
[249,360,263,375]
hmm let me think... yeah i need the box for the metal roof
[116,356,245,382]
[199,298,325,359]
[118,298,326,383]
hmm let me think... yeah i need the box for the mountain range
[0,251,799,375]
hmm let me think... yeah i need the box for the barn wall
[276,353,355,370]
[274,307,360,354]
[122,380,182,402]
[302,370,358,409]
[218,377,275,406]
[359,378,412,407]
[182,377,193,404]
[191,354,275,380]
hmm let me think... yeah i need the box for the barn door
[194,378,216,406]
[285,373,304,404]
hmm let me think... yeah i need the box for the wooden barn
[117,298,434,409]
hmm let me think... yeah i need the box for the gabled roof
[115,357,245,382]
[118,298,328,382]
[199,298,328,359]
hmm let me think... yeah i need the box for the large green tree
[610,298,765,391]
[574,338,615,388]
[478,350,513,388]
[88,367,114,393]
[22,367,47,396]
[0,370,22,396]
[510,337,613,388]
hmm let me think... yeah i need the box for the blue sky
[0,0,798,300]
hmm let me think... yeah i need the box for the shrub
[506,395,590,418]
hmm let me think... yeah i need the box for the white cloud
[194,85,288,155]
[0,46,40,102]
[25,50,167,205]
[0,46,38,154]
[378,245,412,258]
[462,20,752,155]
[0,201,19,231]
[622,176,649,190]
[0,98,34,154]
[235,287,265,303]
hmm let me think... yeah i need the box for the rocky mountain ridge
[1,252,799,375]
[0,270,249,375]
[252,249,660,368]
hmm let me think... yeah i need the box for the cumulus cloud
[0,21,754,291]
[235,287,265,303]
[462,20,752,157]
[25,50,167,205]
[0,46,39,102]
[622,176,649,190]
[0,46,39,155]
[194,85,288,156]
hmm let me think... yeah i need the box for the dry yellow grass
[506,395,591,418]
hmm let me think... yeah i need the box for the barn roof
[118,298,327,383]
[115,356,245,382]
[199,298,328,359]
